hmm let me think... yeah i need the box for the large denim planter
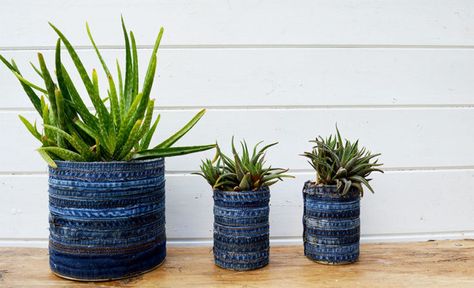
[48,158,166,281]
[303,181,360,265]
[213,187,270,270]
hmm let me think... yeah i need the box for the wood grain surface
[1,240,473,287]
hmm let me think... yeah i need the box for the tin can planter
[213,187,270,270]
[48,158,166,281]
[302,181,360,265]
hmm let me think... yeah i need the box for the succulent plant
[195,139,293,191]
[302,128,383,196]
[0,19,215,167]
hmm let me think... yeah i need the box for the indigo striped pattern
[213,188,270,270]
[48,159,166,281]
[303,181,360,264]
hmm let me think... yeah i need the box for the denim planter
[303,181,360,265]
[213,187,270,270]
[48,158,166,281]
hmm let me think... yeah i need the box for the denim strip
[49,242,166,281]
[48,176,165,190]
[49,182,165,199]
[214,258,269,270]
[50,222,166,246]
[49,192,165,209]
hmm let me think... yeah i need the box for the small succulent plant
[302,128,383,196]
[195,139,293,191]
[0,18,214,167]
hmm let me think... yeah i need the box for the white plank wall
[0,0,473,247]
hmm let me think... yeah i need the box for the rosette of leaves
[195,139,293,191]
[0,19,214,167]
[301,128,383,196]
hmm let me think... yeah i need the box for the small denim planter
[213,187,270,270]
[48,158,166,281]
[302,181,360,265]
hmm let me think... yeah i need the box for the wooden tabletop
[1,240,473,287]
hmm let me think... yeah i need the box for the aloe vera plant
[302,128,383,196]
[195,139,293,191]
[0,19,214,167]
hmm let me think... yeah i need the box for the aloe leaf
[40,97,53,141]
[49,23,93,90]
[49,23,95,97]
[0,55,42,114]
[349,175,375,193]
[19,115,42,141]
[351,182,364,197]
[137,99,154,140]
[336,125,343,147]
[38,53,58,124]
[54,89,67,148]
[341,179,352,195]
[155,109,206,149]
[231,137,245,179]
[128,30,163,123]
[114,92,144,155]
[37,149,57,168]
[10,71,48,94]
[91,69,112,143]
[116,119,142,160]
[86,23,120,130]
[74,119,99,140]
[74,119,108,159]
[351,162,380,175]
[71,133,95,161]
[116,59,125,116]
[54,40,68,99]
[140,27,163,101]
[262,172,294,183]
[251,142,278,164]
[133,144,215,159]
[121,17,134,108]
[140,114,160,150]
[60,65,97,129]
[86,22,111,75]
[216,144,235,171]
[335,167,347,178]
[107,74,121,129]
[241,141,250,163]
[44,124,95,161]
[39,147,85,162]
[130,31,139,97]
[238,173,251,191]
[30,62,44,79]
[50,23,110,129]
[54,39,77,120]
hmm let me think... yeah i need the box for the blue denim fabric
[213,188,270,270]
[48,159,166,281]
[303,181,360,264]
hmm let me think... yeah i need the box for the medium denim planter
[303,181,360,265]
[213,187,270,270]
[48,158,166,281]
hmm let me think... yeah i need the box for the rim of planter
[303,181,360,199]
[213,186,270,194]
[51,158,165,170]
[53,158,164,165]
[304,181,338,189]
